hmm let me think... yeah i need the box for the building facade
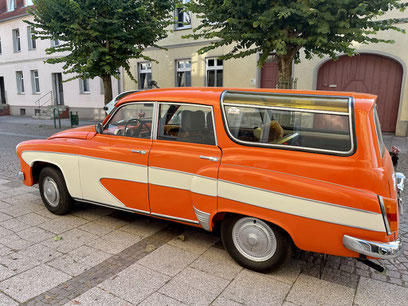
[123,3,408,136]
[0,0,119,119]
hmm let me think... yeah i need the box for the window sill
[174,26,192,31]
[14,51,21,53]
[17,93,25,95]
[32,92,41,95]
[28,49,37,51]
[80,92,91,95]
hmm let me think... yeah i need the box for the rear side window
[158,103,216,145]
[222,91,353,154]
[373,106,385,157]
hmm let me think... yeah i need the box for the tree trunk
[277,55,294,89]
[102,75,113,105]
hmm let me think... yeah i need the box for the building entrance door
[0,77,6,104]
[52,73,64,105]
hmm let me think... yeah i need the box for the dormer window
[175,0,191,30]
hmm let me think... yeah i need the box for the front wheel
[221,215,291,272]
[39,167,73,215]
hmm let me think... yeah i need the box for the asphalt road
[0,116,96,180]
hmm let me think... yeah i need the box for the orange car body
[16,88,403,260]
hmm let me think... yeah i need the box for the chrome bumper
[343,235,402,259]
[396,172,405,215]
[18,171,24,181]
[396,172,405,192]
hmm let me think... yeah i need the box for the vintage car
[16,88,405,272]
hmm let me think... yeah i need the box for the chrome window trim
[378,196,392,235]
[157,101,218,147]
[102,101,156,140]
[223,103,349,116]
[220,90,355,155]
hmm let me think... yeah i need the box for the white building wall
[0,15,120,119]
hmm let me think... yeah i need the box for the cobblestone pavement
[0,116,407,305]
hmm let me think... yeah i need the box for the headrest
[254,121,284,142]
[181,110,205,132]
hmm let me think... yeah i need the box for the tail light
[379,196,399,235]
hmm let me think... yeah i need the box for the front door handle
[200,155,218,162]
[131,149,146,155]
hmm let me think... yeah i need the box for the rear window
[373,106,385,157]
[222,91,354,154]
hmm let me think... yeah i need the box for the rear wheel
[221,215,291,272]
[39,167,73,215]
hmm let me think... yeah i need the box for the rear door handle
[131,149,146,155]
[200,155,218,162]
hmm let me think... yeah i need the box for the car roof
[117,87,377,110]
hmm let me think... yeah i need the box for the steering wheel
[271,132,300,144]
[134,121,151,138]
[124,119,141,137]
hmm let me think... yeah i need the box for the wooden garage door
[317,54,403,132]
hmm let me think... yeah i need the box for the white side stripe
[21,151,385,232]
[78,156,147,207]
[218,180,385,232]
[149,167,217,197]
[22,151,82,199]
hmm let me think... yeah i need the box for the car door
[78,102,154,213]
[148,103,221,228]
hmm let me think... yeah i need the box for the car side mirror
[95,122,103,134]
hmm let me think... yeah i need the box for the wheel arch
[32,161,63,185]
[211,211,296,247]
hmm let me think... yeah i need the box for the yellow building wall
[124,45,258,91]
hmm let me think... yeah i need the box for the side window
[224,105,351,152]
[103,103,153,139]
[158,104,215,145]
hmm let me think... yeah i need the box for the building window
[206,58,223,87]
[176,60,192,87]
[51,39,60,47]
[80,79,90,93]
[26,0,33,6]
[8,0,16,11]
[175,0,191,30]
[100,78,104,94]
[12,29,21,52]
[27,26,37,50]
[0,37,2,54]
[16,71,25,94]
[138,62,152,90]
[31,70,40,94]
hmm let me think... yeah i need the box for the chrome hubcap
[43,176,60,207]
[232,217,277,262]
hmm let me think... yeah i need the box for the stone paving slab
[354,276,408,306]
[286,273,355,306]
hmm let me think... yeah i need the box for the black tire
[221,214,291,272]
[39,166,73,215]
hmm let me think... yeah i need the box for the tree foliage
[26,0,176,103]
[186,0,407,87]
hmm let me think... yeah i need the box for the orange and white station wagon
[16,88,405,272]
